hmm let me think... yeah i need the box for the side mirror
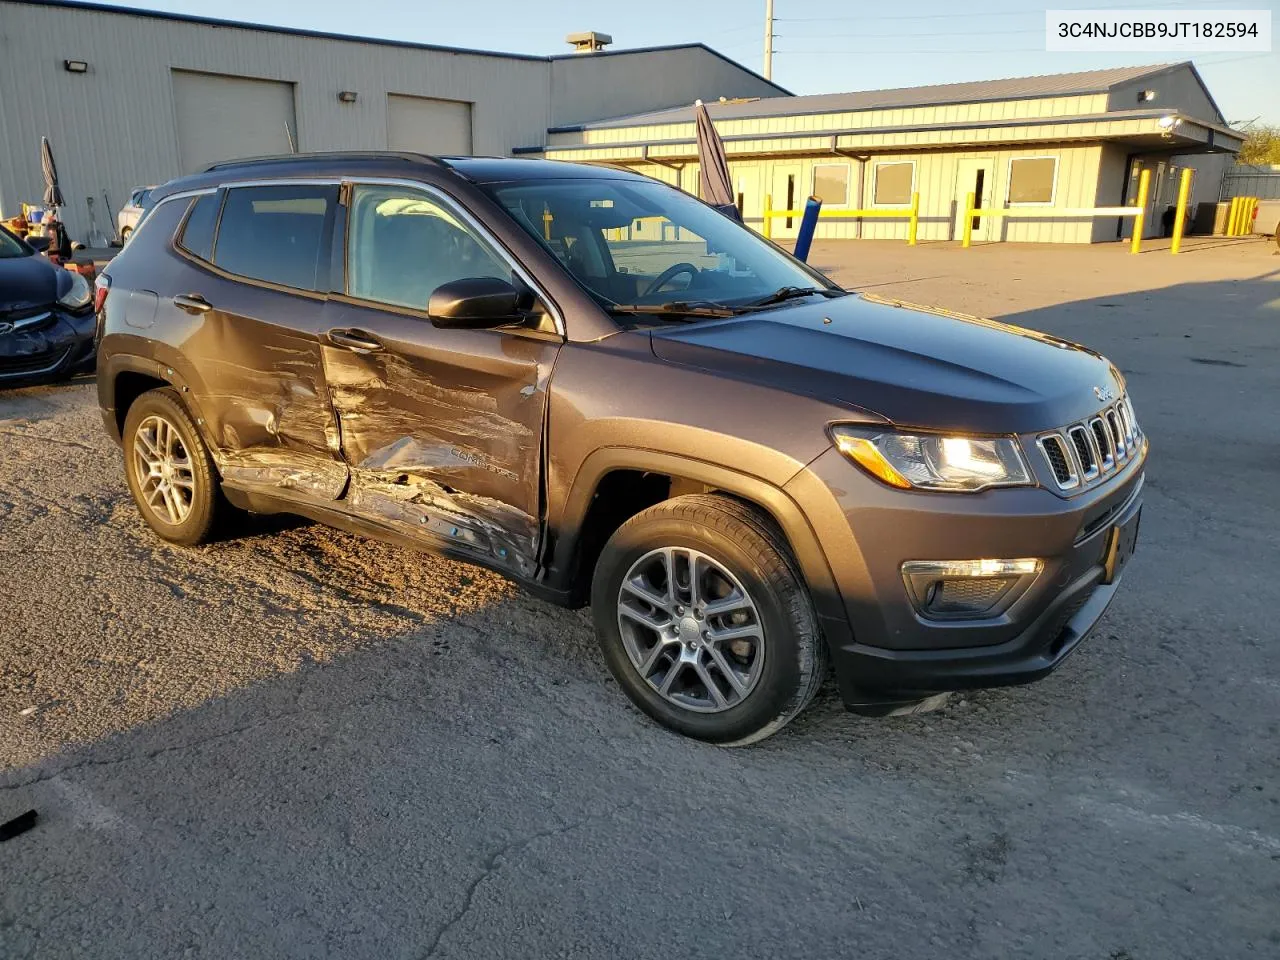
[428,277,525,329]
[26,235,51,253]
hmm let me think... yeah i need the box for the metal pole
[961,191,975,248]
[1130,168,1150,254]
[1170,167,1192,254]
[763,192,773,239]
[763,0,774,81]
[907,191,919,246]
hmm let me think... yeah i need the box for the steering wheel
[642,262,698,298]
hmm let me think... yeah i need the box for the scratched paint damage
[319,332,554,573]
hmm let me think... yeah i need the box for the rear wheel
[591,494,826,745]
[122,387,226,545]
[120,226,132,244]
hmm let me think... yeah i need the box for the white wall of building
[0,1,784,241]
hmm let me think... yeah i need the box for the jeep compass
[95,153,1145,744]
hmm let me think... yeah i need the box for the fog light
[902,558,1041,621]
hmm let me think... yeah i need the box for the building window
[1007,157,1058,205]
[873,161,914,206]
[812,164,850,206]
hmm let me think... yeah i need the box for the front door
[954,158,996,242]
[769,164,803,240]
[320,181,561,577]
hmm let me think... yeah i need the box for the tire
[122,387,226,545]
[120,226,132,244]
[591,494,827,745]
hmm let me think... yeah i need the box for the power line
[775,0,1263,23]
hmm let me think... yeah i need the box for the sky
[97,0,1279,124]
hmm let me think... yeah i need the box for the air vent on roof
[566,31,613,53]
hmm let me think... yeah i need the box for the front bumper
[784,445,1146,709]
[0,308,96,384]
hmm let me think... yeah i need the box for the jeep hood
[648,293,1122,434]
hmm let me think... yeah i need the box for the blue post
[793,196,822,262]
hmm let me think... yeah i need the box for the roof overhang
[525,112,1244,162]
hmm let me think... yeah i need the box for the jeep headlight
[831,425,1032,492]
[57,271,92,312]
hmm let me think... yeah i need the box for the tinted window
[346,184,510,310]
[1008,157,1057,205]
[813,164,849,205]
[873,162,913,205]
[213,184,336,291]
[177,193,220,262]
[0,226,28,259]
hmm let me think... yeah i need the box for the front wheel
[591,494,826,745]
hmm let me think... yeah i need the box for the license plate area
[1101,507,1141,584]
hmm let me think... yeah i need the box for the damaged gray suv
[96,153,1145,744]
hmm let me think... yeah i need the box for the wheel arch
[545,447,849,642]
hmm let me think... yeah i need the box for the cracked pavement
[2,240,1278,958]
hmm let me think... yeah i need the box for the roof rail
[203,151,452,172]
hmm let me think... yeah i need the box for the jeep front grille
[1036,398,1143,493]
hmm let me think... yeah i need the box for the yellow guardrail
[1225,195,1259,236]
[762,192,920,245]
[963,169,1152,253]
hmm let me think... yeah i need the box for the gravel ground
[2,238,1278,959]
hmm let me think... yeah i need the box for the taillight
[93,274,110,313]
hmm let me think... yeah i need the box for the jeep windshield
[486,177,844,319]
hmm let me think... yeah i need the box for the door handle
[173,293,211,314]
[327,328,384,352]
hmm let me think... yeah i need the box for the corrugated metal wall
[0,2,554,239]
[636,147,1107,243]
[1221,164,1280,200]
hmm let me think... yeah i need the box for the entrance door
[733,167,762,233]
[954,158,996,242]
[769,164,802,240]
[321,181,561,578]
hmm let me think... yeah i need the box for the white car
[116,186,155,244]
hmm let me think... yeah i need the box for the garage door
[386,94,473,156]
[172,70,297,174]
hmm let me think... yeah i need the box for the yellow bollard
[1246,196,1259,235]
[1130,168,1150,254]
[907,191,920,246]
[763,193,773,240]
[542,207,553,241]
[961,191,975,248]
[1170,167,1192,255]
[1226,196,1239,235]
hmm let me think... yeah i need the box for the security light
[1157,116,1181,129]
[337,90,358,103]
[1138,89,1157,103]
[63,60,88,73]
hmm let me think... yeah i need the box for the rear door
[320,180,562,576]
[177,181,348,499]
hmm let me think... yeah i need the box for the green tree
[1238,125,1280,165]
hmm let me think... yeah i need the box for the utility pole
[763,0,774,80]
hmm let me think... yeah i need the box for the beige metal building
[526,63,1244,243]
[0,0,785,241]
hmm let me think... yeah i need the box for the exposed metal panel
[386,95,473,155]
[172,70,297,173]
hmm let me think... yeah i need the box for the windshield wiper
[741,286,847,308]
[606,301,739,320]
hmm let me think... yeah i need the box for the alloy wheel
[132,414,195,525]
[616,547,766,713]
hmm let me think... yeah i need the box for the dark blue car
[0,224,97,384]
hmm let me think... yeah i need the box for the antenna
[763,0,775,80]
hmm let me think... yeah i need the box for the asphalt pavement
[2,239,1277,959]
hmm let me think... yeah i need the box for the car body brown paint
[97,153,1146,709]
